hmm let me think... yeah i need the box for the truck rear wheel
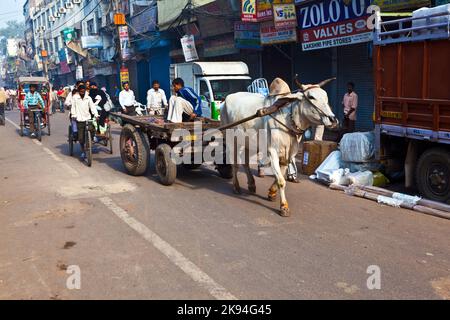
[120,124,149,176]
[416,148,450,203]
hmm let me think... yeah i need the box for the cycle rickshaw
[18,77,51,141]
[68,117,113,167]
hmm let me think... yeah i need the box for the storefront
[295,0,375,131]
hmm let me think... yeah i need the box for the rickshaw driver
[71,85,99,160]
[23,84,45,138]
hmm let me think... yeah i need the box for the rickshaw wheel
[46,112,51,136]
[36,116,42,142]
[85,130,93,167]
[108,125,113,154]
[155,143,177,186]
[68,126,74,156]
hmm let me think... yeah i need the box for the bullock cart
[111,99,290,186]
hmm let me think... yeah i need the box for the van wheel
[416,148,450,203]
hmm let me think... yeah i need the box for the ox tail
[220,101,229,125]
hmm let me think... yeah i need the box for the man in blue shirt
[23,84,45,137]
[167,78,202,123]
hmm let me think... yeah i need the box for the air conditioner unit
[49,16,56,22]
[73,0,82,4]
[53,12,61,18]
[40,26,46,32]
[59,7,67,14]
[65,2,74,9]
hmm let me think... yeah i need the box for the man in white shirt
[71,85,99,160]
[147,80,168,115]
[119,82,137,116]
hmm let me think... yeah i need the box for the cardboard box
[301,141,338,176]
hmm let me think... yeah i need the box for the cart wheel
[68,126,74,156]
[47,112,51,136]
[217,164,233,179]
[120,124,149,176]
[108,125,113,154]
[156,144,177,186]
[86,130,93,167]
[36,116,42,142]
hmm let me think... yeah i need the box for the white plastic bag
[347,171,374,186]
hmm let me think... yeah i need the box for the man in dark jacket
[89,82,108,130]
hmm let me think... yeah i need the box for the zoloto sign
[297,0,372,51]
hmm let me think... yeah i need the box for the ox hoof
[233,187,242,195]
[248,185,256,194]
[280,206,291,218]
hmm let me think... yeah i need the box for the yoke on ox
[221,77,338,217]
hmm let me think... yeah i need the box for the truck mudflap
[380,124,450,145]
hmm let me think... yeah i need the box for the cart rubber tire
[156,144,177,186]
[217,164,233,179]
[416,148,450,203]
[68,126,74,156]
[86,130,93,167]
[120,124,149,176]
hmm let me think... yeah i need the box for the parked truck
[374,6,450,203]
[170,62,252,120]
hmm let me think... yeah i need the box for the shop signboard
[180,35,199,62]
[257,0,273,21]
[119,26,131,60]
[120,67,129,87]
[63,28,76,43]
[235,22,262,50]
[273,2,297,29]
[260,21,297,45]
[76,65,83,80]
[297,0,372,51]
[242,0,258,22]
[81,35,104,49]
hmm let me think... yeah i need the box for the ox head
[289,75,339,130]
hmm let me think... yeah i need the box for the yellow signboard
[381,111,403,119]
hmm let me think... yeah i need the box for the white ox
[220,78,339,217]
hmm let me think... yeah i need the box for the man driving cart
[23,84,45,138]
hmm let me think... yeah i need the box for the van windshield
[210,79,252,101]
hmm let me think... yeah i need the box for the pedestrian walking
[0,87,7,125]
[119,82,137,116]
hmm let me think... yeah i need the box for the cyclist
[23,84,45,138]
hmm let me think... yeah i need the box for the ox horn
[317,77,337,88]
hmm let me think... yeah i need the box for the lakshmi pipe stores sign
[296,0,372,51]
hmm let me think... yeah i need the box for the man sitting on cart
[23,84,45,138]
[167,78,202,123]
[71,85,99,160]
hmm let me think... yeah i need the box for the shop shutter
[337,43,375,132]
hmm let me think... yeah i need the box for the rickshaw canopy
[18,77,49,85]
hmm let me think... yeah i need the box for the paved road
[0,110,449,300]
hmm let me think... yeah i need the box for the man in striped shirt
[167,78,202,123]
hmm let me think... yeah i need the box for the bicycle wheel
[46,112,51,136]
[85,129,93,167]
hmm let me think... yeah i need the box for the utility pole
[39,30,49,80]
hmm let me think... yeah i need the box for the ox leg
[232,164,242,194]
[268,180,278,202]
[243,163,256,194]
[269,150,290,217]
